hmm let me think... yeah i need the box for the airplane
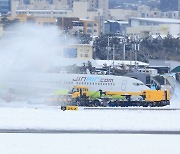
[0,72,150,100]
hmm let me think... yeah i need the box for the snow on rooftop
[95,60,149,67]
[130,17,180,24]
[80,18,94,22]
[17,9,69,12]
[151,35,179,39]
[52,59,149,68]
[106,20,128,24]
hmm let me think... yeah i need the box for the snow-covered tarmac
[0,133,180,154]
[0,103,180,131]
[0,101,180,154]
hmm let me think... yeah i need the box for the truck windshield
[72,88,79,93]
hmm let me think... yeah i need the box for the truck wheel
[93,100,100,107]
[149,102,154,107]
[143,103,148,107]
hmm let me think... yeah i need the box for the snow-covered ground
[0,102,180,131]
[0,133,180,154]
[0,100,180,154]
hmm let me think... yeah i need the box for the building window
[85,49,89,53]
[87,23,92,27]
[87,29,92,33]
[84,54,89,57]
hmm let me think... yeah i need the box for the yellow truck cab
[71,86,89,98]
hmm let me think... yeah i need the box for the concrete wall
[110,9,138,21]
[53,0,69,9]
[127,17,180,37]
[169,24,180,36]
[72,1,88,19]
[76,44,93,59]
[35,18,57,25]
[16,9,72,18]
[64,44,93,60]
[126,24,170,37]
[130,19,140,27]
[11,0,19,17]
[98,0,109,20]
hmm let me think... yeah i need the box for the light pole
[134,40,137,70]
[113,44,115,69]
[106,35,113,60]
[134,35,140,70]
[107,36,110,60]
[123,38,126,60]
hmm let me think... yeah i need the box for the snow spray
[0,23,76,72]
[0,23,76,103]
[170,84,180,108]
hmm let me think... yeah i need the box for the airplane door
[121,80,127,91]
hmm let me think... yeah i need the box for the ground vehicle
[47,86,170,107]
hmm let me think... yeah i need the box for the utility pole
[135,37,140,70]
[134,42,137,70]
[107,36,110,60]
[131,36,138,71]
[113,44,115,70]
[123,38,126,60]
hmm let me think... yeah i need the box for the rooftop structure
[129,17,180,26]
[104,20,128,35]
[127,17,180,37]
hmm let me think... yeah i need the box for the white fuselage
[0,72,150,95]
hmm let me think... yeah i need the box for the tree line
[93,34,180,62]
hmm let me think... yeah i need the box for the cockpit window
[133,83,144,86]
